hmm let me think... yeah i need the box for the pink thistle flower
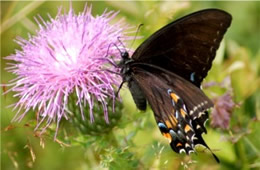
[211,91,237,129]
[4,4,132,136]
[207,77,239,129]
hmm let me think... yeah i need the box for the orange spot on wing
[176,143,182,147]
[180,109,186,118]
[170,93,179,102]
[184,124,191,133]
[165,120,172,129]
[169,114,177,126]
[162,132,172,142]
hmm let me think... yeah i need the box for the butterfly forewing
[131,9,232,87]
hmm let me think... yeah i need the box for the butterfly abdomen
[128,79,147,110]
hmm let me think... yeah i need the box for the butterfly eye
[121,51,129,59]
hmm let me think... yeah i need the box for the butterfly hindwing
[132,9,232,87]
[131,65,215,155]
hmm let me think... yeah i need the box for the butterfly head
[115,50,134,84]
[118,50,133,69]
[121,51,129,60]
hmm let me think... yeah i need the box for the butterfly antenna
[130,24,144,50]
[117,37,128,53]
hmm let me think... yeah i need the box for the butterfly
[118,9,232,162]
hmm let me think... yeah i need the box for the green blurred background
[1,1,259,170]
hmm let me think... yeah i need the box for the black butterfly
[118,9,232,162]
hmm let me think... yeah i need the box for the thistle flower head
[211,91,236,129]
[207,77,238,129]
[4,4,132,135]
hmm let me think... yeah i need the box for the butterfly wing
[132,9,232,87]
[131,64,219,161]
